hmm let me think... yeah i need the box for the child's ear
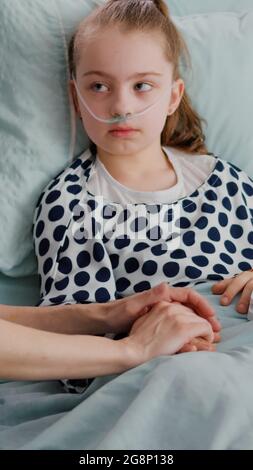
[68,80,81,118]
[168,78,185,115]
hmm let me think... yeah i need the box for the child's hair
[68,0,209,155]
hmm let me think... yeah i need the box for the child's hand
[211,270,253,314]
[178,332,221,353]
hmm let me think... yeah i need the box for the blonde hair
[68,0,209,155]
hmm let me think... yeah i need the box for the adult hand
[103,282,220,335]
[123,301,214,366]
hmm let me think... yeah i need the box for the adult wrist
[119,336,144,370]
[74,302,110,335]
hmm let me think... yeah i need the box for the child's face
[70,27,184,155]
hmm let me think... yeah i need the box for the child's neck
[96,143,177,192]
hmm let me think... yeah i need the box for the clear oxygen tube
[72,76,176,124]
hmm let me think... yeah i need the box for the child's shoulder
[48,148,93,190]
[35,149,93,207]
[212,155,253,184]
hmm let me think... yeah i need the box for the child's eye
[90,82,108,93]
[135,82,153,92]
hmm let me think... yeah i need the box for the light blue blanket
[1,281,253,450]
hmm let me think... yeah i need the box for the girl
[33,0,251,387]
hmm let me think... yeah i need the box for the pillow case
[0,0,252,277]
[0,0,93,276]
[173,9,253,178]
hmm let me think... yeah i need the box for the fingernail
[221,296,229,305]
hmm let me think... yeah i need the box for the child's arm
[33,158,117,307]
[212,164,253,315]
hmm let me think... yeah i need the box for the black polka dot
[182,200,197,213]
[248,232,253,245]
[163,262,180,278]
[173,281,190,287]
[71,158,82,169]
[133,281,151,293]
[48,206,64,222]
[109,254,119,269]
[134,242,149,252]
[73,290,89,302]
[207,274,224,281]
[93,243,105,262]
[227,182,238,197]
[39,238,50,256]
[125,258,139,273]
[55,277,69,291]
[242,182,253,196]
[185,266,202,279]
[45,190,61,204]
[238,262,252,271]
[201,203,215,214]
[45,277,53,294]
[208,227,221,242]
[151,243,168,256]
[213,264,229,275]
[195,217,208,230]
[53,225,66,242]
[43,257,53,275]
[241,248,253,260]
[171,249,186,259]
[95,267,111,282]
[142,260,158,276]
[207,175,222,188]
[218,213,228,227]
[36,220,45,238]
[48,179,60,191]
[69,199,79,212]
[74,272,90,286]
[67,185,82,195]
[183,231,195,246]
[49,295,66,304]
[216,161,224,172]
[87,199,98,212]
[77,251,91,268]
[205,189,218,201]
[175,218,191,229]
[201,241,215,254]
[224,240,236,253]
[65,174,80,183]
[236,205,248,220]
[230,224,243,239]
[116,277,131,292]
[58,257,72,274]
[192,256,209,267]
[220,253,233,265]
[222,197,232,211]
[229,167,239,180]
[95,288,111,302]
[114,237,130,250]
